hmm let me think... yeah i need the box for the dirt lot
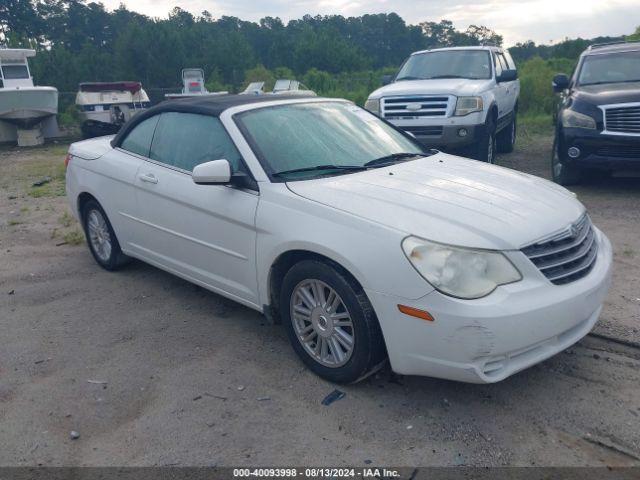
[0,135,639,467]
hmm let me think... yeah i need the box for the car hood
[286,153,585,250]
[574,82,640,106]
[369,79,493,99]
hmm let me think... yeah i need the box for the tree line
[1,1,639,128]
[2,0,503,91]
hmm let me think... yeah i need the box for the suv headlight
[364,98,380,115]
[454,96,483,116]
[561,109,596,129]
[402,236,522,299]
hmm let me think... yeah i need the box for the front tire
[551,134,581,186]
[496,116,516,153]
[81,200,130,270]
[280,260,386,384]
[474,119,497,163]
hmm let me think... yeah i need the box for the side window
[150,112,246,173]
[503,51,516,71]
[494,53,503,77]
[499,54,510,72]
[120,115,159,157]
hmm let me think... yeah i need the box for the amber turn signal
[397,304,434,322]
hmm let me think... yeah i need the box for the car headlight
[454,96,483,116]
[402,236,522,299]
[561,109,596,129]
[364,98,380,115]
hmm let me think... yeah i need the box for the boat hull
[0,87,58,128]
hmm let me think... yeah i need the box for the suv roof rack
[588,40,638,50]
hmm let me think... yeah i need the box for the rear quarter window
[120,115,160,157]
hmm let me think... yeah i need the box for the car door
[502,50,520,113]
[493,51,510,121]
[494,52,514,128]
[130,111,261,307]
[106,114,160,250]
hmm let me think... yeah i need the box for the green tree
[627,26,640,41]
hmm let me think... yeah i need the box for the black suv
[551,41,640,185]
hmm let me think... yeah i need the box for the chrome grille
[382,96,452,119]
[603,103,640,135]
[522,214,598,285]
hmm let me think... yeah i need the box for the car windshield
[578,50,640,86]
[236,101,426,180]
[396,50,492,81]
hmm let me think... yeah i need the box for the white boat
[165,68,228,99]
[0,48,59,146]
[272,79,316,96]
[76,81,150,138]
[240,79,316,96]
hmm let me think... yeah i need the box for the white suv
[365,46,520,163]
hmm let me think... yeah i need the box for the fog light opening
[457,128,468,138]
[567,146,580,159]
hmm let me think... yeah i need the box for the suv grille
[521,214,598,285]
[603,104,640,135]
[382,96,452,119]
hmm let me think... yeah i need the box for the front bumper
[366,228,613,383]
[389,113,486,150]
[560,128,640,170]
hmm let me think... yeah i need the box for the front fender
[255,185,435,308]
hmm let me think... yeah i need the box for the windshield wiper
[364,152,426,168]
[426,75,467,79]
[395,76,424,81]
[581,79,640,86]
[272,164,368,178]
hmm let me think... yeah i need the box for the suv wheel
[551,135,581,186]
[280,260,386,384]
[82,200,130,270]
[497,116,516,153]
[474,119,497,163]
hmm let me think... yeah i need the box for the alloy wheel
[488,134,495,163]
[290,279,355,368]
[552,139,562,179]
[510,121,516,146]
[87,209,112,262]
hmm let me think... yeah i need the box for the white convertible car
[65,95,612,384]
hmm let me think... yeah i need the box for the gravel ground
[0,136,639,467]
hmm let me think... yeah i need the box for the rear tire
[280,260,386,384]
[496,116,516,153]
[81,200,130,271]
[551,134,581,186]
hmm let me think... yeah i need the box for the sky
[100,0,640,46]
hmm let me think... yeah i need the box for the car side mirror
[381,74,393,86]
[497,69,518,83]
[552,73,570,93]
[192,159,231,185]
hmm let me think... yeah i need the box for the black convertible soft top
[111,93,317,147]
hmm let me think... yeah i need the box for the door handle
[139,173,158,184]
